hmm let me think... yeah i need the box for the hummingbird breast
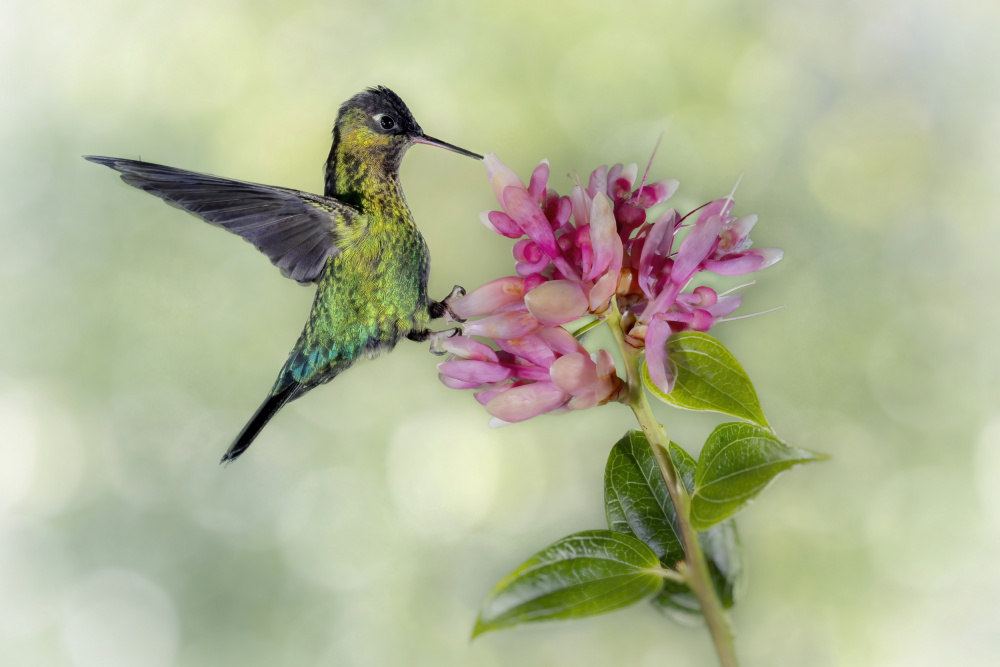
[282,211,431,391]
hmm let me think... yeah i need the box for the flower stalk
[606,303,739,667]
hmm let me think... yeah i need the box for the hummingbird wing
[85,156,359,284]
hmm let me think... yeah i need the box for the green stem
[605,305,739,667]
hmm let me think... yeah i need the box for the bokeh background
[2,0,999,665]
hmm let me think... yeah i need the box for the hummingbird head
[325,86,481,199]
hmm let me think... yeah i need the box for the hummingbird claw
[444,285,467,322]
[428,327,462,355]
[429,285,468,322]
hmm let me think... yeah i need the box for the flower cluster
[436,153,782,424]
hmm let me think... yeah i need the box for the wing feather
[85,156,360,284]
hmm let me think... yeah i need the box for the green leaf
[604,431,685,565]
[700,519,745,608]
[642,331,770,427]
[473,530,663,637]
[691,422,827,530]
[603,432,747,621]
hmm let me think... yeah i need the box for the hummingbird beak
[413,134,483,161]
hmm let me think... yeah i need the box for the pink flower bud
[438,360,513,384]
[549,352,599,396]
[692,285,718,307]
[690,309,714,331]
[463,310,542,340]
[513,239,544,263]
[528,160,550,201]
[616,203,646,234]
[636,179,679,208]
[449,276,524,319]
[716,214,757,255]
[439,335,499,362]
[480,210,523,239]
[551,196,572,230]
[485,381,568,422]
[524,280,590,326]
[523,273,547,292]
[484,153,525,207]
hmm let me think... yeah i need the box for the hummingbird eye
[377,114,396,131]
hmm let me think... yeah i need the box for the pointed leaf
[642,331,770,427]
[603,433,747,622]
[691,422,827,530]
[604,431,685,565]
[473,530,663,637]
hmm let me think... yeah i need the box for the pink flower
[436,326,624,423]
[442,152,782,420]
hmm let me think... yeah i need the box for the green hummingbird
[86,86,482,463]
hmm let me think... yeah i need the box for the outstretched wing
[85,156,360,284]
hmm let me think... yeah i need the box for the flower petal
[449,276,525,319]
[485,381,568,422]
[463,310,542,340]
[524,280,590,326]
[438,359,513,384]
[585,192,617,282]
[607,164,623,191]
[438,374,484,390]
[503,186,560,258]
[536,326,586,356]
[595,349,616,379]
[476,386,509,406]
[638,209,678,299]
[497,335,557,368]
[645,317,675,395]
[702,248,783,276]
[637,179,680,208]
[671,214,724,285]
[439,335,499,362]
[707,294,743,317]
[570,185,591,227]
[587,165,608,199]
[484,153,524,207]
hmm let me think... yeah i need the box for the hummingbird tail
[221,383,299,465]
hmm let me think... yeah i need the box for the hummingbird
[86,86,482,463]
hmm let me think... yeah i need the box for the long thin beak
[413,134,483,160]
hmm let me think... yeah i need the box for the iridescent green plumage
[86,86,481,463]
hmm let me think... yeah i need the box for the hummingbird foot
[429,285,467,322]
[418,327,462,355]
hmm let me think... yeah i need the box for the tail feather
[221,383,299,464]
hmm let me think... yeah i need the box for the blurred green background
[2,0,999,665]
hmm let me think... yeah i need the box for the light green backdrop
[2,0,999,665]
